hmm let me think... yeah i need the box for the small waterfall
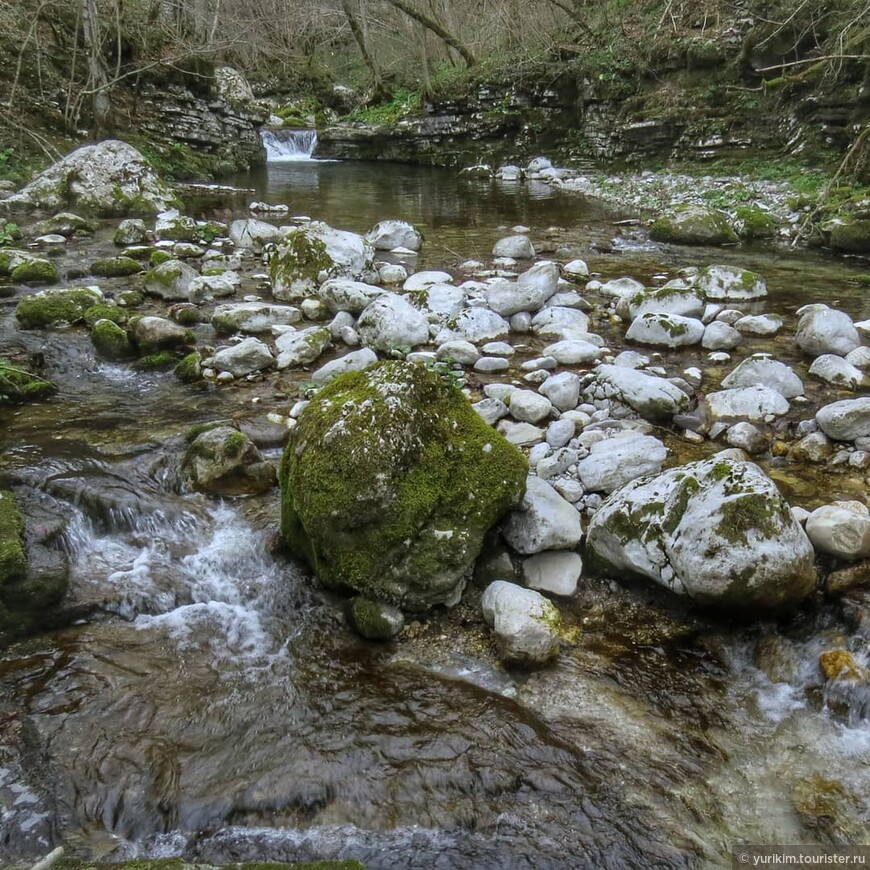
[261,128,318,162]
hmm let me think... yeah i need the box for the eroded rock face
[586,458,816,611]
[3,141,176,215]
[280,361,527,611]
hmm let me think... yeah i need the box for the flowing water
[1,159,869,869]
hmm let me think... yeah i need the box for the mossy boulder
[733,205,778,240]
[91,319,135,360]
[280,361,528,611]
[183,425,277,496]
[144,258,198,300]
[346,595,405,640]
[649,205,738,246]
[825,217,870,255]
[174,351,203,382]
[10,257,59,285]
[586,458,816,612]
[90,256,143,277]
[0,490,27,587]
[2,140,176,216]
[32,212,95,237]
[269,221,375,302]
[114,217,149,246]
[84,303,128,327]
[0,358,56,403]
[15,286,103,328]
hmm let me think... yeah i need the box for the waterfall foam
[261,128,319,162]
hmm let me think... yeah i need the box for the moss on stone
[11,258,59,285]
[733,205,778,240]
[269,229,333,294]
[0,490,27,586]
[91,319,135,360]
[118,289,145,307]
[150,249,173,267]
[0,358,57,403]
[138,351,177,369]
[175,351,202,382]
[649,205,738,246]
[15,287,102,328]
[90,256,143,277]
[828,218,870,255]
[84,303,128,327]
[280,361,527,610]
[184,420,231,443]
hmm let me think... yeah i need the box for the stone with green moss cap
[184,425,277,496]
[280,361,527,611]
[0,359,56,403]
[15,286,103,328]
[10,257,59,285]
[586,457,816,611]
[649,205,738,246]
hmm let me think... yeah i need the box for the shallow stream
[1,158,869,869]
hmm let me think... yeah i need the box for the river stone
[562,259,589,279]
[795,306,860,357]
[725,422,767,454]
[270,221,375,301]
[702,321,742,350]
[2,140,175,215]
[311,348,378,386]
[847,346,870,368]
[625,313,705,348]
[133,316,192,353]
[155,210,197,242]
[649,206,739,246]
[473,397,509,426]
[497,420,545,446]
[403,271,452,291]
[816,398,870,441]
[521,551,583,597]
[356,293,429,352]
[280,361,527,611]
[809,354,863,389]
[588,365,690,420]
[487,280,542,317]
[434,308,510,344]
[542,340,602,365]
[183,426,276,496]
[805,503,870,561]
[346,596,405,640]
[144,259,198,301]
[366,220,422,252]
[475,356,510,373]
[587,458,816,610]
[539,372,581,412]
[15,286,103,329]
[623,287,705,320]
[212,302,301,335]
[318,278,384,314]
[695,265,767,301]
[721,357,804,399]
[599,276,644,300]
[187,271,240,304]
[531,307,591,340]
[275,325,331,369]
[114,218,149,247]
[509,390,553,424]
[91,319,134,360]
[576,433,667,493]
[212,337,274,377]
[734,314,782,336]
[436,340,480,365]
[704,386,790,424]
[229,218,282,251]
[482,581,561,667]
[503,475,583,555]
[493,234,535,259]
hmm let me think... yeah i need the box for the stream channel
[1,150,869,869]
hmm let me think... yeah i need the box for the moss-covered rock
[346,595,405,640]
[84,303,128,327]
[90,256,143,277]
[586,458,817,611]
[733,205,778,240]
[649,205,738,246]
[32,212,95,237]
[11,257,59,285]
[826,217,870,255]
[118,288,146,307]
[280,361,527,611]
[91,319,135,360]
[137,351,178,369]
[0,490,27,587]
[15,286,103,328]
[0,358,57,403]
[184,425,277,495]
[175,351,203,382]
[114,217,149,246]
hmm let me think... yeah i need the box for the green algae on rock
[10,257,59,285]
[280,360,527,612]
[91,319,135,360]
[649,204,738,246]
[15,286,103,328]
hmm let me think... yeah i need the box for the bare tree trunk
[341,0,385,97]
[82,0,111,131]
[418,21,432,98]
[383,0,475,67]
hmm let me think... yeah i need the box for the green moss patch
[90,256,144,277]
[0,358,57,404]
[0,490,27,586]
[11,258,59,285]
[16,287,102,328]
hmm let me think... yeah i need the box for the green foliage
[0,221,19,246]
[0,358,56,404]
[344,89,421,125]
